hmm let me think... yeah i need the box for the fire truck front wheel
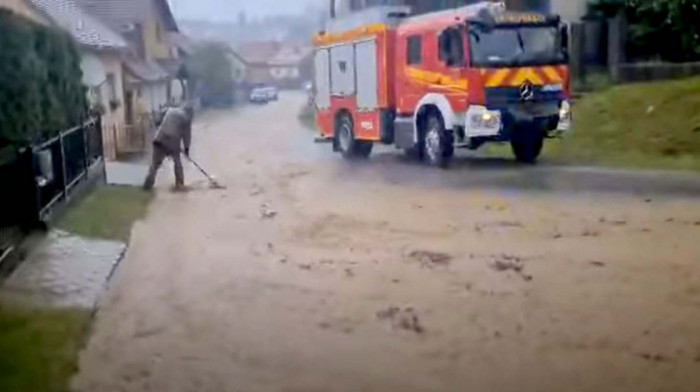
[422,113,454,168]
[335,114,373,159]
[511,128,544,164]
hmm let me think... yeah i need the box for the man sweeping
[143,103,194,191]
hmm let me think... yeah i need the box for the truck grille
[485,87,564,108]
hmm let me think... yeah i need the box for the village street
[73,92,700,392]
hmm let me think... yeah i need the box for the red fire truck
[312,2,571,166]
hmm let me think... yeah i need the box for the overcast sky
[170,0,321,21]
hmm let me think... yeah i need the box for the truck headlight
[555,100,572,133]
[559,100,571,121]
[465,105,502,137]
[470,110,501,129]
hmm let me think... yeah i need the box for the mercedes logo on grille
[519,81,535,101]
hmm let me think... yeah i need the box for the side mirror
[560,24,569,55]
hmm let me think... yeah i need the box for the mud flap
[393,116,415,149]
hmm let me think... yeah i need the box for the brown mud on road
[73,94,700,392]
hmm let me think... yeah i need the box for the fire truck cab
[313,2,571,166]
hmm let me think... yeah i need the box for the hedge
[0,9,88,149]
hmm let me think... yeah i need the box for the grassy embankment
[0,186,152,392]
[545,76,700,171]
[492,76,700,171]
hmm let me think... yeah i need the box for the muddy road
[74,93,700,392]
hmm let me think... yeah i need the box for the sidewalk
[105,160,149,187]
[1,230,125,308]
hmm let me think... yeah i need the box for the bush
[0,10,88,148]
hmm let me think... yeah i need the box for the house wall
[0,0,50,24]
[270,66,300,81]
[170,79,185,103]
[83,51,126,160]
[227,53,247,84]
[143,19,172,61]
[141,82,169,113]
[247,66,274,85]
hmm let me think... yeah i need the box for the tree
[186,42,235,107]
[590,0,700,62]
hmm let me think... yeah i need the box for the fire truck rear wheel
[335,114,373,159]
[422,113,454,168]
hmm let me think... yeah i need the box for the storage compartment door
[330,44,355,97]
[355,40,378,111]
[314,49,331,110]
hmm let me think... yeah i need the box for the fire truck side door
[436,27,469,116]
[396,33,425,115]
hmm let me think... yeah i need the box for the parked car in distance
[249,87,269,104]
[263,86,279,101]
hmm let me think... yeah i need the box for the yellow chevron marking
[509,67,544,86]
[485,69,511,88]
[542,66,562,83]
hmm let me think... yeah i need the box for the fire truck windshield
[468,26,566,67]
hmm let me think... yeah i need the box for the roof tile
[31,0,128,50]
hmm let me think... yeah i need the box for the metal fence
[569,16,700,90]
[0,117,104,238]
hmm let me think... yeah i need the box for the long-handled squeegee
[185,156,227,190]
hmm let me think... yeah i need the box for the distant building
[237,42,313,89]
[269,46,314,89]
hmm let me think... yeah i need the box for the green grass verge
[489,76,700,171]
[0,305,90,392]
[549,76,700,171]
[57,186,153,242]
[0,188,152,392]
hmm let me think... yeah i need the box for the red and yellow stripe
[480,66,568,88]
